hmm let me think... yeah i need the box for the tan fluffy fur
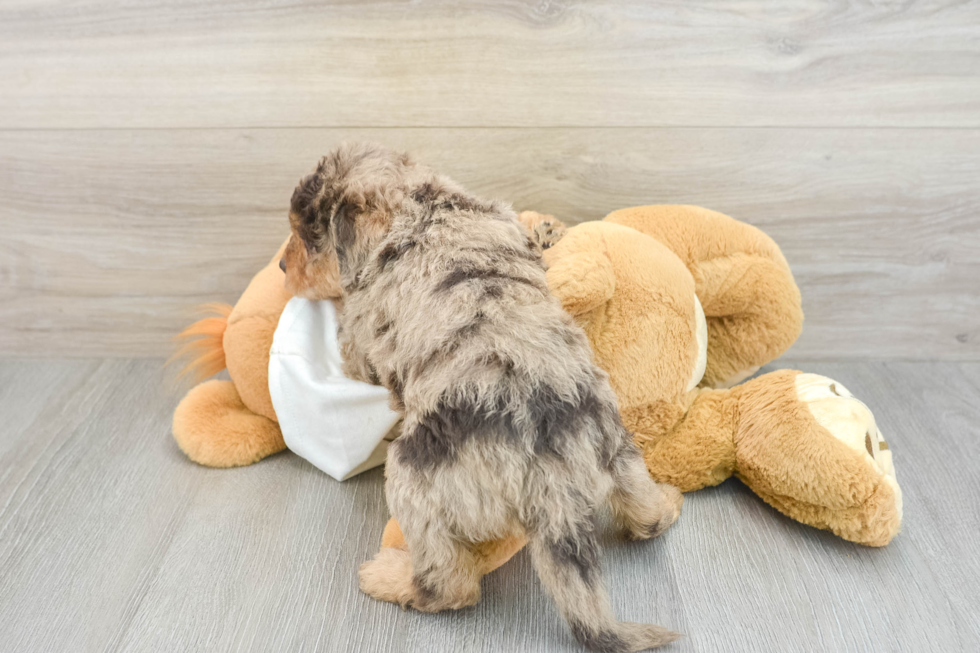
[173,379,284,467]
[530,211,898,546]
[603,205,803,389]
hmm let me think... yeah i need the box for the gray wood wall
[1,1,978,359]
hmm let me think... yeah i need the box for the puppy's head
[281,143,428,298]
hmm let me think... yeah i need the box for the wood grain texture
[0,359,977,652]
[1,127,977,359]
[1,1,979,128]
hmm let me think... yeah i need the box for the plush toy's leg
[172,379,286,467]
[733,370,902,546]
[628,391,739,493]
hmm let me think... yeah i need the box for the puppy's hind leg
[402,525,483,612]
[608,444,683,541]
[360,519,483,611]
[359,546,416,608]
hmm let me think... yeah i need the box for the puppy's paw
[660,483,684,523]
[648,484,683,539]
[619,482,684,541]
[412,581,481,613]
[517,211,567,251]
[358,548,415,608]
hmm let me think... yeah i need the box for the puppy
[282,144,682,652]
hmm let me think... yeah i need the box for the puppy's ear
[290,172,326,247]
[331,197,371,289]
[331,193,398,290]
[333,201,359,272]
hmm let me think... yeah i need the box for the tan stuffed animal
[173,206,902,589]
[535,206,901,547]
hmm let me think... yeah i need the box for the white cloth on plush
[268,297,401,481]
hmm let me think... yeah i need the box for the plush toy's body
[173,206,902,586]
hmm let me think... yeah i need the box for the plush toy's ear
[545,251,616,317]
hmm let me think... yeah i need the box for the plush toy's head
[282,143,460,299]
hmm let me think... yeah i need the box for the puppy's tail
[527,521,680,651]
[167,303,233,383]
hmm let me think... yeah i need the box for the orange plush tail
[168,303,233,383]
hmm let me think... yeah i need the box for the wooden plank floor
[1,358,977,652]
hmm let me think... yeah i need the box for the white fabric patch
[795,373,902,519]
[686,294,708,392]
[268,298,401,482]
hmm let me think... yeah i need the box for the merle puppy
[281,144,682,652]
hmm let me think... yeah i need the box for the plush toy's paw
[359,548,415,608]
[544,250,617,317]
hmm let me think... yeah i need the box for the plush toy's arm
[604,205,803,388]
[544,251,616,317]
[693,253,803,388]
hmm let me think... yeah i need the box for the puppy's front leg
[337,320,378,385]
